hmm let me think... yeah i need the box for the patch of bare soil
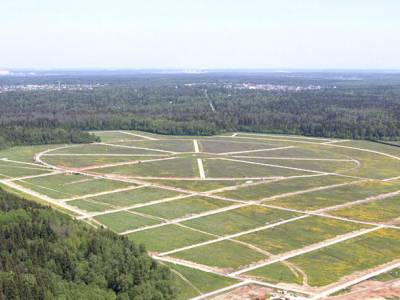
[211,284,273,300]
[328,279,400,300]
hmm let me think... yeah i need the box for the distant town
[0,82,106,93]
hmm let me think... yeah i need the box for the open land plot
[163,262,239,300]
[203,158,310,178]
[73,186,181,208]
[236,144,350,159]
[16,173,132,199]
[328,195,400,223]
[143,179,252,192]
[94,211,161,233]
[323,145,400,179]
[117,139,194,152]
[271,180,400,211]
[0,144,65,163]
[246,262,304,285]
[41,155,161,169]
[341,140,400,158]
[93,158,198,178]
[235,133,334,144]
[127,224,214,253]
[50,143,163,155]
[235,157,358,173]
[92,130,146,142]
[237,216,369,255]
[217,175,352,201]
[0,161,51,178]
[198,139,284,154]
[66,198,115,212]
[284,228,400,287]
[182,205,301,236]
[172,239,267,270]
[132,196,233,220]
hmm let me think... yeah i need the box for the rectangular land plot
[94,158,197,178]
[132,196,233,220]
[285,228,400,287]
[17,173,131,199]
[163,262,239,300]
[67,198,114,212]
[0,161,51,178]
[204,158,310,178]
[236,157,357,173]
[271,180,400,211]
[92,131,146,142]
[217,175,352,201]
[79,186,182,208]
[198,139,282,154]
[41,155,160,168]
[94,211,161,233]
[50,144,163,155]
[118,139,194,153]
[144,179,251,192]
[183,205,301,236]
[127,224,214,253]
[172,240,267,270]
[0,144,64,163]
[329,195,400,223]
[246,262,304,285]
[237,216,368,255]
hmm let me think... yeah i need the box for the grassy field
[94,158,198,178]
[164,262,239,300]
[16,173,131,199]
[183,205,301,236]
[204,158,309,178]
[237,216,368,255]
[5,131,400,298]
[287,228,400,286]
[217,175,351,201]
[132,196,233,220]
[271,180,400,210]
[328,195,400,223]
[173,240,267,270]
[127,225,214,253]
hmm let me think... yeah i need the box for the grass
[50,144,162,155]
[0,144,65,163]
[217,175,351,201]
[94,211,161,233]
[144,179,250,192]
[118,140,194,152]
[92,131,145,142]
[204,158,308,178]
[245,262,303,285]
[127,225,213,253]
[41,155,160,168]
[271,180,400,210]
[68,199,114,212]
[329,195,400,223]
[94,158,198,178]
[183,205,301,236]
[373,268,400,282]
[237,216,368,255]
[287,228,400,287]
[173,240,267,270]
[132,196,233,220]
[198,139,282,154]
[17,173,131,199]
[85,186,181,207]
[163,262,239,300]
[0,162,51,178]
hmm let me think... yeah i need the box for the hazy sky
[1,0,400,69]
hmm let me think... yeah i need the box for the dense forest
[1,71,400,140]
[0,188,175,299]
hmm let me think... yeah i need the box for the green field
[271,180,400,210]
[329,195,400,223]
[183,205,301,236]
[4,130,400,298]
[217,175,351,201]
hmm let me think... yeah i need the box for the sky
[1,0,400,70]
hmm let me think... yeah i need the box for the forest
[1,71,400,140]
[0,188,175,299]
